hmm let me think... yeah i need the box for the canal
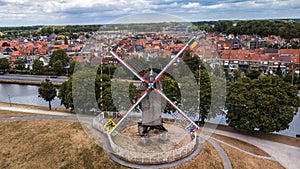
[0,83,63,108]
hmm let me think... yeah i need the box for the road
[0,74,68,84]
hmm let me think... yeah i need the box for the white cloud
[203,3,229,9]
[0,0,299,26]
[183,2,200,8]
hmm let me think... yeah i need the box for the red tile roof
[280,49,300,55]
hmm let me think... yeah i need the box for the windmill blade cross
[108,36,199,133]
[153,88,200,129]
[152,36,196,85]
[110,88,151,133]
[110,50,149,83]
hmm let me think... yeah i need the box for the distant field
[0,119,285,169]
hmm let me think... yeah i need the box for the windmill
[77,24,223,165]
[108,37,200,134]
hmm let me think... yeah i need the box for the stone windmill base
[93,113,198,164]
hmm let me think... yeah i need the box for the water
[0,83,63,108]
[207,111,300,137]
[274,108,300,137]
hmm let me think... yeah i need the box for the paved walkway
[0,106,75,116]
[0,116,93,123]
[214,130,300,169]
[211,136,273,160]
[201,134,232,169]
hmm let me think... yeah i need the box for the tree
[245,69,260,79]
[161,75,181,113]
[1,42,9,47]
[291,41,299,49]
[275,63,283,77]
[32,59,44,74]
[226,76,300,132]
[58,67,117,112]
[102,87,116,111]
[129,82,139,104]
[52,60,64,76]
[214,20,234,33]
[284,71,299,85]
[14,59,25,70]
[68,60,77,75]
[58,77,74,111]
[72,68,100,113]
[64,36,68,45]
[195,66,211,123]
[111,79,134,111]
[0,58,10,71]
[232,69,241,81]
[183,51,200,73]
[49,49,69,67]
[97,74,113,111]
[38,79,57,110]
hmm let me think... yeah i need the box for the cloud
[183,2,201,8]
[203,3,229,9]
[0,0,299,26]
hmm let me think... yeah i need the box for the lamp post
[64,65,70,76]
[8,95,11,106]
[291,58,297,85]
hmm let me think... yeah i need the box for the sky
[0,0,299,26]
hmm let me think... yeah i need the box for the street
[0,74,68,84]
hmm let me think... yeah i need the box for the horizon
[0,17,299,28]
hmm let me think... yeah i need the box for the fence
[92,113,198,164]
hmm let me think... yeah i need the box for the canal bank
[0,74,68,86]
[0,79,62,86]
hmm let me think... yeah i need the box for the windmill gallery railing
[92,114,198,164]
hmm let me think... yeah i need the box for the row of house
[209,33,298,50]
[1,30,299,73]
[0,35,87,68]
[91,32,300,73]
[199,48,300,74]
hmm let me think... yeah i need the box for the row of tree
[0,25,101,39]
[192,20,300,40]
[228,67,300,90]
